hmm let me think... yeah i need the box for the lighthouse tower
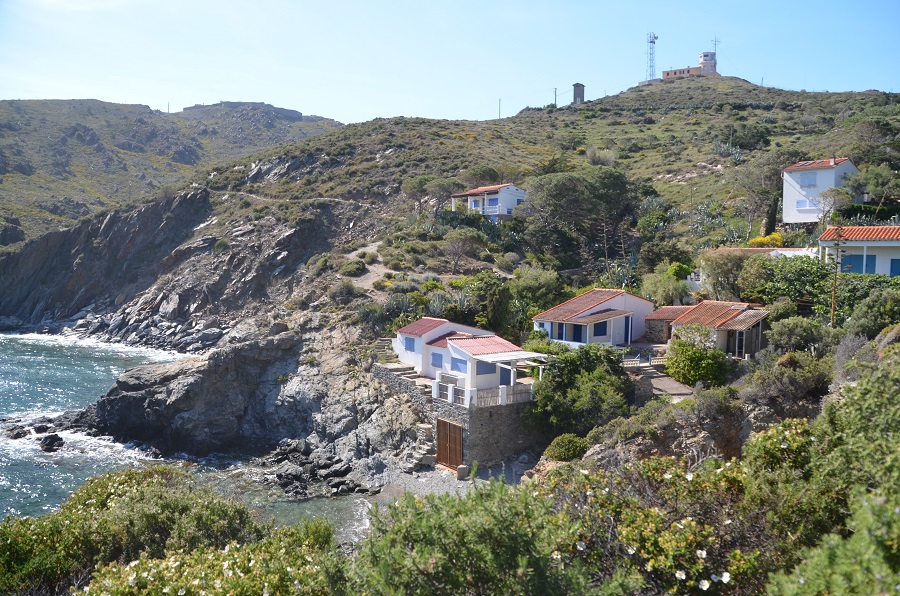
[699,51,717,74]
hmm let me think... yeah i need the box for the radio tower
[645,32,658,81]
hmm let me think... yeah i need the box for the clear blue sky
[1,0,897,124]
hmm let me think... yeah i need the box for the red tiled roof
[819,226,900,242]
[451,184,514,198]
[671,301,753,329]
[644,305,694,321]
[569,309,632,324]
[396,317,448,337]
[784,158,850,172]
[718,309,769,331]
[532,289,625,322]
[448,335,524,356]
[426,331,473,348]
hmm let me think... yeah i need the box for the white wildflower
[781,442,788,449]
[551,550,561,562]
[697,549,707,559]
[675,570,686,580]
[724,519,732,525]
[626,545,636,555]
[685,472,694,481]
[576,541,586,551]
[663,472,673,479]
[721,571,731,584]
[699,579,710,590]
[580,469,589,475]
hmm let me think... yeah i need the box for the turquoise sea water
[0,334,370,540]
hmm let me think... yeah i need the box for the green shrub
[544,433,589,461]
[845,288,900,339]
[352,479,586,593]
[0,467,266,594]
[665,339,728,387]
[328,279,363,304]
[338,259,366,277]
[212,238,230,254]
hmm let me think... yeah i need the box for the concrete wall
[821,242,900,276]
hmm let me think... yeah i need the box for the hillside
[198,77,899,245]
[0,99,341,246]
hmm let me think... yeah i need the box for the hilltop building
[451,184,527,223]
[573,83,585,105]
[782,158,860,224]
[662,51,719,80]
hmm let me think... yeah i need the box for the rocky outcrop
[0,187,212,325]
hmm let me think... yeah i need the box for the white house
[532,289,656,349]
[818,226,900,276]
[782,158,859,224]
[392,317,545,407]
[670,300,768,359]
[451,184,527,223]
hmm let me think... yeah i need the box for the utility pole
[830,225,844,329]
[553,88,557,106]
[498,98,501,120]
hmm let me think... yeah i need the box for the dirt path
[641,366,694,402]
[347,242,390,299]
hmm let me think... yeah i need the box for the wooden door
[436,418,463,469]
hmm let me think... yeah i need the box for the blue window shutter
[476,361,496,375]
[431,352,443,368]
[451,358,468,373]
[890,259,900,277]
[594,321,607,336]
[404,337,415,351]
[842,255,863,274]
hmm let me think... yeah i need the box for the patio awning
[471,351,548,364]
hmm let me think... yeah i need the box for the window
[555,323,565,341]
[593,321,608,336]
[800,172,817,187]
[537,322,545,330]
[516,198,524,205]
[431,352,443,368]
[471,200,480,208]
[488,197,499,206]
[451,358,467,373]
[476,361,496,375]
[404,337,415,352]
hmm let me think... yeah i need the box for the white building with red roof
[669,300,768,358]
[532,288,656,349]
[818,226,900,276]
[450,183,527,223]
[392,317,546,404]
[783,157,859,224]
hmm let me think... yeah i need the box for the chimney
[830,157,835,166]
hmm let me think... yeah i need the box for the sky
[1,0,898,124]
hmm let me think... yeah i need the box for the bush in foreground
[0,467,266,594]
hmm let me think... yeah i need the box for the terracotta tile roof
[671,301,753,329]
[718,309,769,331]
[644,305,694,321]
[784,158,850,172]
[819,226,900,242]
[532,289,625,322]
[448,335,524,356]
[396,317,448,337]
[569,308,632,324]
[426,332,473,348]
[451,184,514,198]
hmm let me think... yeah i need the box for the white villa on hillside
[782,158,859,224]
[391,317,545,408]
[451,184,527,223]
[818,226,900,276]
[533,289,656,348]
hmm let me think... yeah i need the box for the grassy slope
[0,99,341,246]
[202,77,898,247]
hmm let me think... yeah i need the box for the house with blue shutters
[532,289,656,349]
[391,317,545,397]
[450,184,527,223]
[819,226,900,276]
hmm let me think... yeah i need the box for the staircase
[401,423,437,472]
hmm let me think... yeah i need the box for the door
[436,418,463,469]
[891,259,900,278]
[572,324,583,343]
[499,365,511,386]
[623,317,631,344]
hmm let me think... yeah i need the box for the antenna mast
[645,32,658,81]
[711,35,720,53]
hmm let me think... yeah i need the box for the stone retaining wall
[467,402,546,466]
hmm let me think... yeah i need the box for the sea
[0,333,371,541]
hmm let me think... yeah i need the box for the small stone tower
[572,83,585,105]
[699,51,717,74]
